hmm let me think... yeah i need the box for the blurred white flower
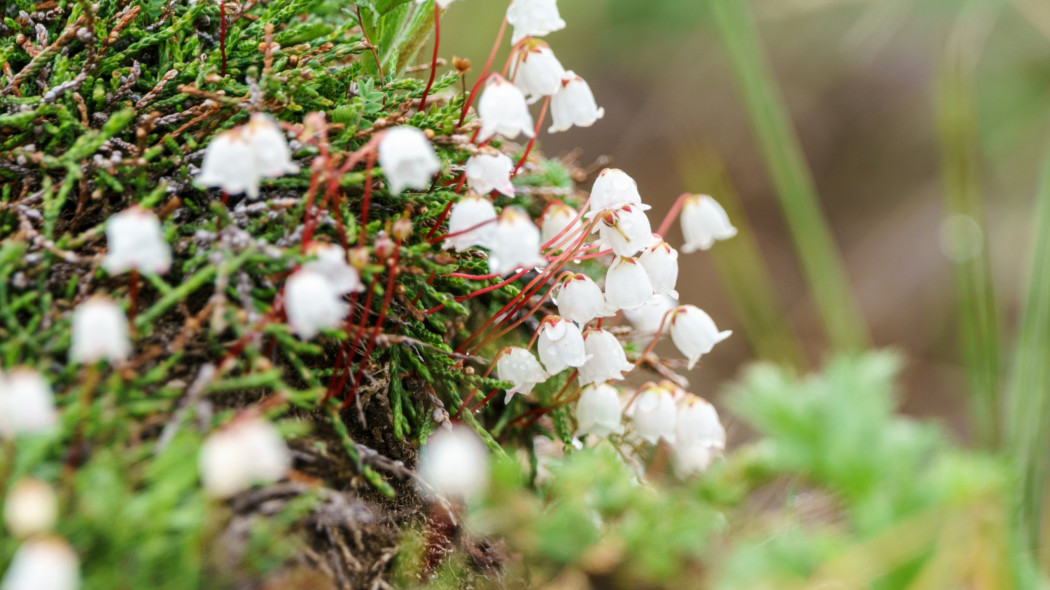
[629,383,677,444]
[680,194,737,253]
[1,537,79,590]
[465,152,515,198]
[587,168,650,218]
[574,383,624,438]
[671,444,717,479]
[197,114,298,198]
[604,256,653,311]
[638,240,679,298]
[594,205,656,257]
[0,370,58,439]
[496,346,548,402]
[487,207,545,275]
[578,329,632,386]
[669,305,731,369]
[102,207,171,275]
[284,269,349,339]
[548,72,605,133]
[477,75,534,142]
[303,243,364,294]
[539,200,581,247]
[675,395,726,450]
[378,126,442,194]
[70,297,130,364]
[443,194,498,252]
[623,294,677,337]
[511,41,566,103]
[199,417,291,498]
[3,479,57,539]
[244,114,300,179]
[507,0,565,43]
[555,273,611,326]
[536,315,589,374]
[418,425,489,501]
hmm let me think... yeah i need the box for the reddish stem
[219,0,228,77]
[359,150,376,246]
[427,217,496,244]
[343,239,402,409]
[299,166,324,252]
[128,270,140,329]
[474,281,558,351]
[454,268,531,302]
[470,388,502,413]
[458,17,508,127]
[540,198,591,251]
[356,7,385,85]
[423,201,453,240]
[512,95,550,176]
[656,193,691,237]
[419,3,440,112]
[444,271,505,280]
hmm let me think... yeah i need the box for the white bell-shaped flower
[378,126,442,194]
[675,395,726,450]
[4,478,57,539]
[671,444,717,479]
[536,315,589,374]
[549,72,605,133]
[638,240,679,298]
[303,243,364,294]
[102,207,171,275]
[539,200,581,247]
[495,346,548,402]
[443,194,498,252]
[511,41,566,103]
[555,273,611,326]
[623,294,677,337]
[488,207,545,275]
[680,194,738,253]
[628,383,677,444]
[70,297,131,364]
[0,537,80,590]
[284,269,349,339]
[587,168,650,218]
[199,416,291,498]
[669,305,732,369]
[477,75,535,142]
[0,370,58,439]
[197,129,261,198]
[507,0,566,43]
[244,114,300,179]
[418,425,489,502]
[593,205,656,257]
[578,328,633,386]
[465,152,515,198]
[574,383,624,438]
[604,256,653,311]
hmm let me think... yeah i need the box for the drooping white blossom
[377,126,442,194]
[680,194,737,253]
[675,395,726,450]
[604,256,653,311]
[245,114,300,179]
[578,329,633,386]
[0,370,58,439]
[671,444,717,478]
[511,41,566,103]
[587,168,650,218]
[443,194,498,252]
[669,305,732,369]
[465,152,515,197]
[102,207,171,275]
[593,205,656,257]
[284,269,349,339]
[536,315,589,375]
[418,425,489,502]
[0,537,80,590]
[638,240,679,298]
[477,75,534,142]
[3,479,57,539]
[549,72,605,133]
[623,294,678,337]
[496,347,548,402]
[197,114,298,198]
[507,0,566,43]
[70,297,131,364]
[199,416,291,498]
[539,200,581,248]
[628,383,677,444]
[487,207,545,275]
[554,273,611,326]
[574,383,624,438]
[303,243,364,295]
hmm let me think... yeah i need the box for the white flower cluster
[1,465,76,590]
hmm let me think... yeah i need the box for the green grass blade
[707,0,870,352]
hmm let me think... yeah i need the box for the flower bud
[4,479,57,539]
[554,273,611,326]
[70,297,131,364]
[536,315,589,375]
[548,72,605,133]
[669,305,732,369]
[680,194,737,253]
[638,240,679,298]
[199,417,291,498]
[507,0,566,43]
[102,207,171,275]
[495,347,548,402]
[477,75,534,143]
[284,269,349,339]
[373,234,397,260]
[604,256,653,311]
[574,383,624,438]
[443,194,497,252]
[578,328,633,386]
[392,217,413,241]
[377,126,442,194]
[465,152,515,198]
[418,425,489,502]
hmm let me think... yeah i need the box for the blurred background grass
[440,0,1050,441]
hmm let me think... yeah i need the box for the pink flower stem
[422,201,453,240]
[474,280,558,350]
[512,95,549,176]
[219,0,228,77]
[343,238,402,410]
[418,3,440,112]
[299,165,324,252]
[452,360,497,419]
[426,217,497,244]
[455,268,531,302]
[656,193,691,237]
[443,271,505,280]
[540,198,591,250]
[358,150,377,247]
[470,388,502,413]
[458,17,507,127]
[567,248,613,261]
